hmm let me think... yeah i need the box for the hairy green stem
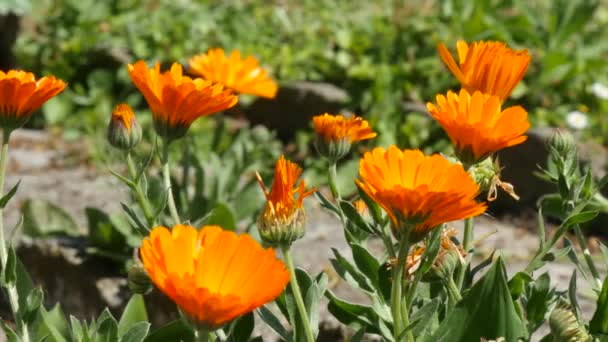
[0,133,30,342]
[193,327,209,342]
[126,152,155,227]
[162,141,181,225]
[328,163,341,202]
[573,225,602,289]
[456,217,474,289]
[445,277,463,308]
[281,246,315,342]
[391,231,414,342]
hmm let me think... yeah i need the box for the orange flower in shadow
[0,70,66,131]
[426,89,529,166]
[312,113,376,143]
[256,156,316,244]
[312,113,376,160]
[356,146,486,241]
[141,225,289,330]
[127,61,238,141]
[438,40,530,101]
[189,48,278,99]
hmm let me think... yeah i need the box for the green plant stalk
[193,327,209,342]
[445,277,463,308]
[328,163,341,202]
[391,231,414,342]
[0,133,30,342]
[455,217,474,288]
[573,224,602,289]
[162,141,181,225]
[281,245,315,342]
[126,152,155,227]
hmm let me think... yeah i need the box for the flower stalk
[391,230,414,342]
[162,141,181,225]
[126,152,155,227]
[280,245,315,342]
[573,224,602,289]
[0,132,30,342]
[456,217,474,288]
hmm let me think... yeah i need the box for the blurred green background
[2,0,608,153]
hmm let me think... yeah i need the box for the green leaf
[121,322,150,342]
[590,275,608,334]
[2,245,17,285]
[39,304,69,342]
[22,287,44,325]
[70,316,85,341]
[526,273,555,332]
[22,199,80,237]
[350,328,366,342]
[356,187,384,226]
[257,306,291,341]
[120,203,149,236]
[0,180,20,208]
[431,257,527,342]
[197,202,237,231]
[330,248,374,293]
[410,298,441,338]
[314,191,339,215]
[144,318,192,342]
[350,243,380,289]
[118,294,148,336]
[340,200,374,235]
[561,211,599,229]
[508,272,533,300]
[568,270,581,320]
[228,312,254,342]
[94,309,119,342]
[305,272,328,338]
[15,258,34,314]
[325,290,389,338]
[86,207,127,252]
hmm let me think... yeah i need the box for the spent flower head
[312,113,376,161]
[127,61,238,142]
[427,89,529,167]
[189,48,278,99]
[438,40,530,102]
[356,146,486,241]
[140,225,289,330]
[256,156,316,246]
[0,70,66,133]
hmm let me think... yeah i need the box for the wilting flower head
[356,146,486,241]
[127,61,238,142]
[140,225,289,330]
[403,227,464,280]
[0,70,66,132]
[107,103,142,150]
[312,113,376,161]
[189,48,278,99]
[256,156,316,245]
[426,89,529,166]
[437,40,530,101]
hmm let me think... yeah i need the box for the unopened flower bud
[312,113,376,162]
[314,137,352,162]
[258,204,306,246]
[128,263,152,295]
[548,129,576,157]
[550,303,589,342]
[107,104,142,151]
[468,157,497,193]
[424,249,461,282]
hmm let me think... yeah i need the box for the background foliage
[13,0,608,151]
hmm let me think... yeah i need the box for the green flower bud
[314,136,352,162]
[468,157,498,193]
[128,263,152,295]
[257,204,306,246]
[107,104,142,151]
[548,129,576,156]
[550,303,589,342]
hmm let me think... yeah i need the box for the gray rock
[245,81,349,139]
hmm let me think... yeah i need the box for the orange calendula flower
[437,40,530,101]
[189,48,278,99]
[426,89,529,166]
[312,113,376,160]
[356,146,486,241]
[0,70,66,132]
[140,225,289,330]
[107,103,142,150]
[256,156,316,245]
[127,61,238,141]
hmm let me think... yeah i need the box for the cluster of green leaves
[13,0,608,150]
